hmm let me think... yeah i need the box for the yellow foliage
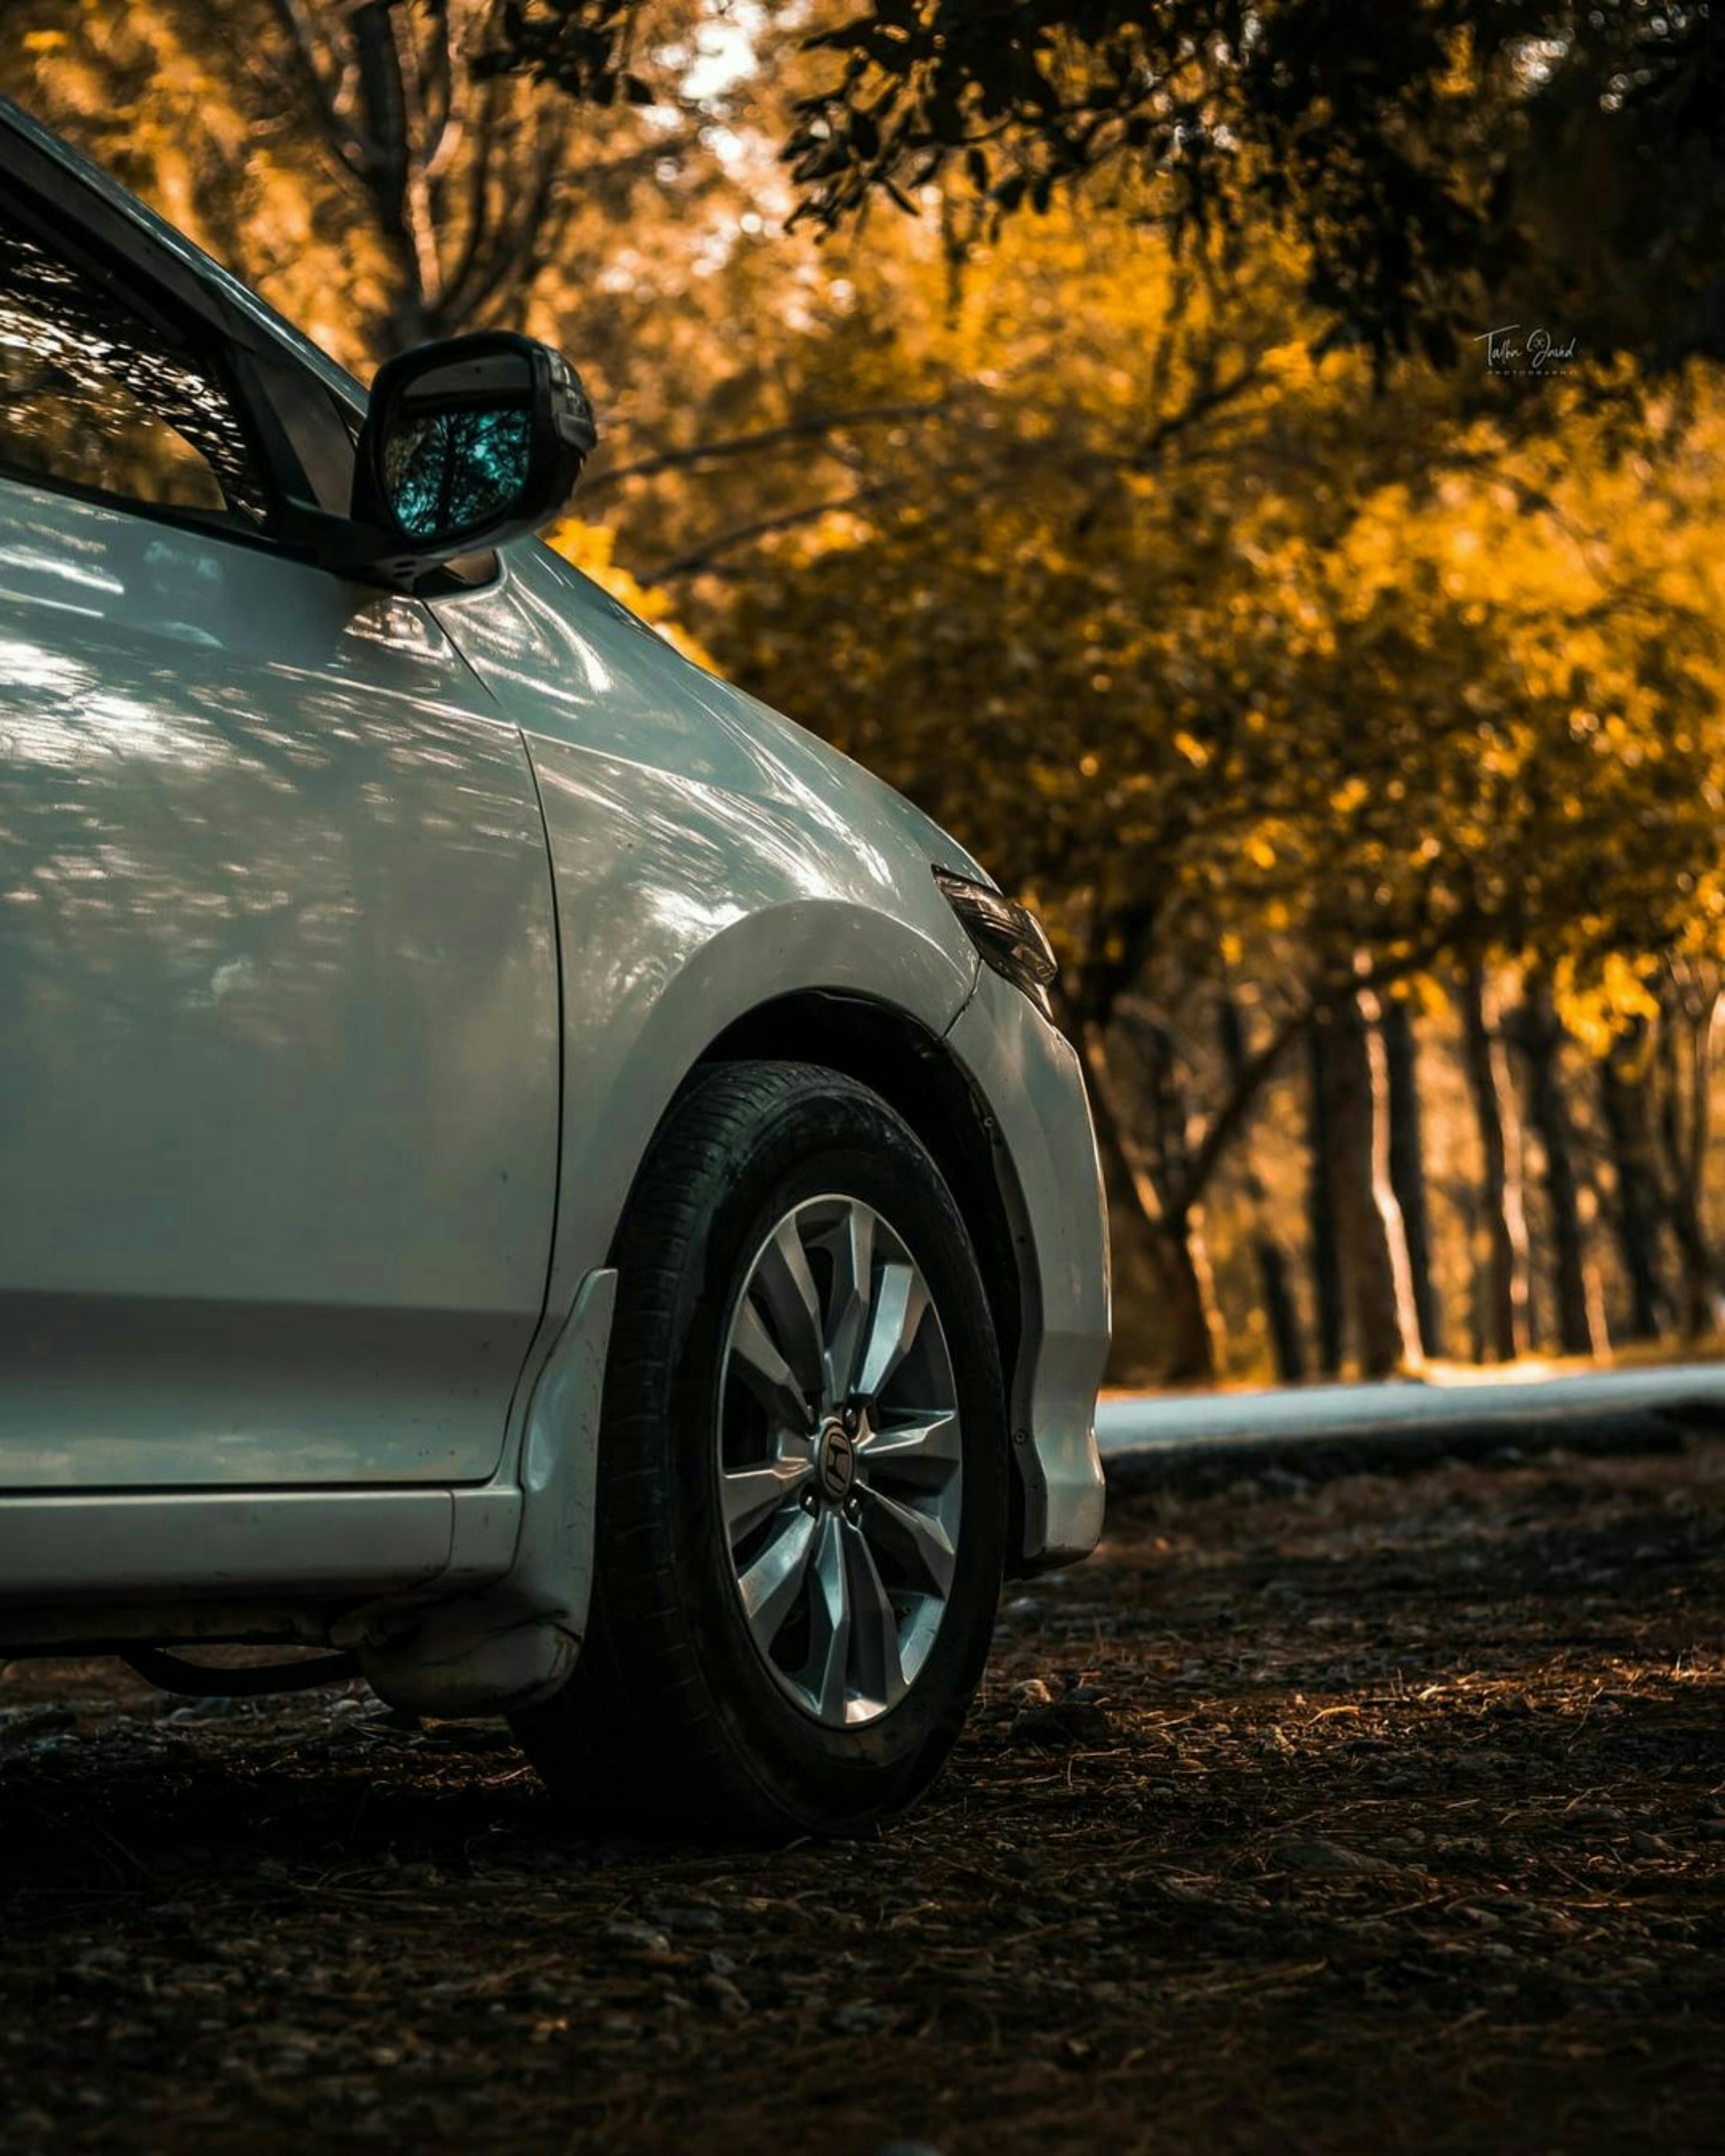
[1555,950,1665,1053]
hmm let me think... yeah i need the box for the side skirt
[0,1269,617,1718]
[0,1487,458,1604]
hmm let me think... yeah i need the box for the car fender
[433,550,984,1357]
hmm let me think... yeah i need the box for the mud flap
[344,1269,617,1715]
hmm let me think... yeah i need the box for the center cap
[816,1419,856,1503]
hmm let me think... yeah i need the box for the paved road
[1096,1360,1725,1456]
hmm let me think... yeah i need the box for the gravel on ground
[3,1432,1722,2152]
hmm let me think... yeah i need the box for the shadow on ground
[3,1438,1723,2152]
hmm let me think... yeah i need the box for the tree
[1514,971,1608,1358]
[770,0,1725,377]
[486,1,1725,377]
[1219,992,1304,1380]
[1598,1021,1676,1341]
[1079,1002,1226,1383]
[1382,995,1444,1359]
[1305,1022,1345,1378]
[677,188,1718,1345]
[1318,981,1424,1377]
[1461,965,1533,1360]
[261,0,589,350]
[6,0,719,367]
[1652,955,1725,1335]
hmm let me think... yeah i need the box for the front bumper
[943,964,1109,1566]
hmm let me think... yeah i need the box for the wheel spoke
[737,1507,817,1653]
[857,1410,961,1486]
[822,1202,875,1402]
[721,1456,814,1547]
[864,1487,956,1597]
[751,1218,826,1395]
[852,1261,928,1406]
[804,1512,853,1723]
[843,1517,906,1715]
[729,1295,814,1434]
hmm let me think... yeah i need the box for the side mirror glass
[346,332,596,586]
[382,348,536,543]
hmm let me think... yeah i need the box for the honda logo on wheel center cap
[816,1420,856,1502]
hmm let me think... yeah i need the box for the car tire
[510,1058,1007,1840]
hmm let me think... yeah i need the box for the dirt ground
[3,1432,1722,2155]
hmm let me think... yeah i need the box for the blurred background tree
[772,0,1725,377]
[496,1,1725,374]
[6,0,1722,1385]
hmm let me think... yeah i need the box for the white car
[0,100,1108,1836]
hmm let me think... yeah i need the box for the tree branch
[421,0,462,181]
[638,481,898,584]
[1124,354,1267,471]
[389,0,447,312]
[264,0,372,185]
[582,401,961,493]
[442,74,504,310]
[449,109,573,323]
[1172,942,1446,1212]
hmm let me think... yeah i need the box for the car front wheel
[510,1058,1007,1839]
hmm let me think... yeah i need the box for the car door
[0,177,560,1491]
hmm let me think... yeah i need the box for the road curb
[1101,1394,1725,1500]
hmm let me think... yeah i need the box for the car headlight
[932,865,1060,1020]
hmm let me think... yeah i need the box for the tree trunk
[1654,978,1724,1337]
[1686,988,1724,1331]
[1145,1207,1225,1386]
[1318,981,1424,1377]
[1305,1022,1345,1378]
[1598,1023,1673,1341]
[350,1,442,349]
[1218,994,1306,1381]
[1078,1022,1222,1383]
[1380,995,1443,1359]
[1460,965,1532,1361]
[1453,1183,1490,1362]
[1516,974,1608,1358]
[1251,1224,1305,1383]
[1691,990,1719,1229]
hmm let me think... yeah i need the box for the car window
[0,203,267,525]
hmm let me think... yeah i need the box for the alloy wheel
[715,1193,964,1727]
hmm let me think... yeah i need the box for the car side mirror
[303,332,596,591]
